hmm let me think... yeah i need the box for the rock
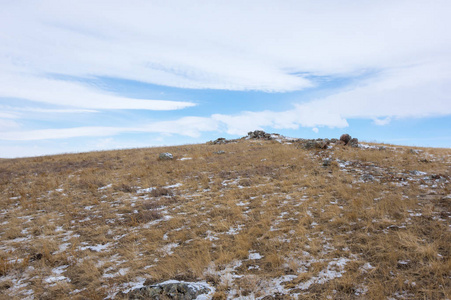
[158,153,173,160]
[302,140,319,149]
[299,139,330,150]
[319,139,330,149]
[340,134,351,145]
[322,158,331,167]
[361,174,374,182]
[212,138,227,145]
[128,281,211,300]
[247,130,272,140]
[349,138,359,147]
[214,150,225,154]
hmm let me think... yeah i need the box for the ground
[0,137,450,299]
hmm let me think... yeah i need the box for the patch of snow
[361,262,374,272]
[165,183,183,189]
[249,252,263,260]
[226,225,244,235]
[98,184,112,190]
[137,187,156,193]
[161,243,179,255]
[45,276,68,283]
[80,243,110,252]
[179,157,192,161]
[297,258,350,290]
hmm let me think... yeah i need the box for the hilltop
[0,132,450,299]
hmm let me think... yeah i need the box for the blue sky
[0,0,450,158]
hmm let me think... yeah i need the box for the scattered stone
[128,281,211,300]
[340,134,351,145]
[158,153,173,160]
[214,150,226,155]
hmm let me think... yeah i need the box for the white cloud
[373,117,391,126]
[0,116,219,141]
[0,73,196,110]
[1,0,450,94]
[0,119,20,132]
[2,59,450,141]
[312,128,319,133]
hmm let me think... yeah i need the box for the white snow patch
[248,252,263,260]
[226,225,244,235]
[98,184,112,190]
[45,265,70,284]
[80,243,110,252]
[161,243,179,255]
[165,183,183,189]
[297,258,350,290]
[137,187,156,193]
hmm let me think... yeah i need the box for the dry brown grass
[0,139,450,299]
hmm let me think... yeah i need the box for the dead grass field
[0,136,450,299]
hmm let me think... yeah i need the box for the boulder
[128,281,211,300]
[340,134,351,145]
[214,150,226,154]
[159,153,173,160]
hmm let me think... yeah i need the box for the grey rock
[128,282,210,300]
[159,153,173,160]
[212,138,227,144]
[214,150,226,154]
[322,158,331,167]
[361,174,374,182]
[247,130,272,140]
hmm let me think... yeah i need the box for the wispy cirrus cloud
[2,0,450,94]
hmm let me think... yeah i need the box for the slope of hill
[0,134,450,299]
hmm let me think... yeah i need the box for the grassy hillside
[0,136,450,299]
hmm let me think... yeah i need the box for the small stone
[159,152,173,160]
[361,174,374,181]
[322,158,331,167]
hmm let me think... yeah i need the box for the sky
[0,0,450,158]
